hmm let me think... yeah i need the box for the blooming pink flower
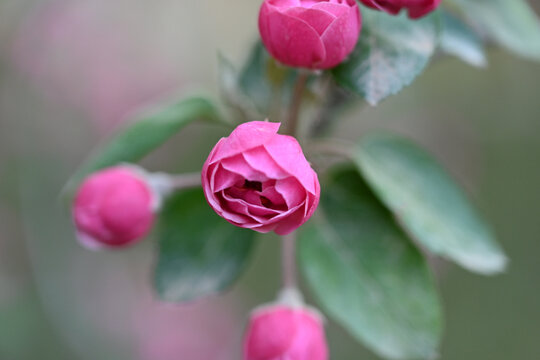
[244,304,328,360]
[73,166,156,249]
[258,0,362,69]
[201,121,320,235]
[360,0,441,19]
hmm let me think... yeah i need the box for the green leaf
[332,8,439,105]
[64,96,222,195]
[238,42,276,114]
[354,132,507,274]
[218,42,300,118]
[299,167,442,360]
[218,53,260,120]
[449,0,540,61]
[155,188,256,302]
[440,11,487,67]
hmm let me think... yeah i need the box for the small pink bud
[73,166,156,249]
[201,121,320,235]
[244,304,328,360]
[360,0,441,19]
[258,0,362,69]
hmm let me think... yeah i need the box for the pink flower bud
[244,304,328,360]
[258,0,362,69]
[360,0,441,19]
[73,166,156,249]
[201,121,320,235]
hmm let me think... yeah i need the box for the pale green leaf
[440,11,487,67]
[354,132,508,274]
[64,96,221,195]
[449,0,540,60]
[299,167,442,360]
[333,8,439,105]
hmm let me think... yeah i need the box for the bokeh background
[1,0,539,359]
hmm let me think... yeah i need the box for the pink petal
[259,2,274,56]
[247,203,282,217]
[215,192,255,225]
[211,164,243,192]
[275,177,306,208]
[205,137,226,165]
[221,154,269,183]
[244,306,297,358]
[243,146,289,180]
[285,7,336,35]
[244,305,328,360]
[203,165,222,212]
[73,167,153,247]
[305,184,320,221]
[273,206,306,235]
[360,0,402,14]
[408,0,441,19]
[209,121,281,164]
[255,202,305,233]
[100,180,154,241]
[260,186,287,207]
[225,187,263,206]
[286,308,328,360]
[261,9,326,68]
[263,135,319,195]
[319,4,361,69]
[222,192,281,222]
[311,2,350,18]
[268,0,302,9]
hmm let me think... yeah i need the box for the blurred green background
[1,0,539,359]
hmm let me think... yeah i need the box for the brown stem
[285,72,309,136]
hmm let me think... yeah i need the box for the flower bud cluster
[258,0,441,70]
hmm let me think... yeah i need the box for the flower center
[243,179,263,192]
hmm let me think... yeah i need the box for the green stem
[281,232,298,290]
[280,71,310,290]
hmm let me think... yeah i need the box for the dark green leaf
[299,167,442,360]
[333,8,439,105]
[155,188,256,302]
[64,96,222,194]
[354,132,507,274]
[448,0,540,61]
[440,11,487,67]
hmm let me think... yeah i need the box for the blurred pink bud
[258,0,362,69]
[244,304,328,360]
[73,166,155,249]
[360,0,441,19]
[11,0,180,132]
[201,121,320,235]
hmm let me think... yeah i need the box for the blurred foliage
[1,0,540,359]
[155,189,256,303]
